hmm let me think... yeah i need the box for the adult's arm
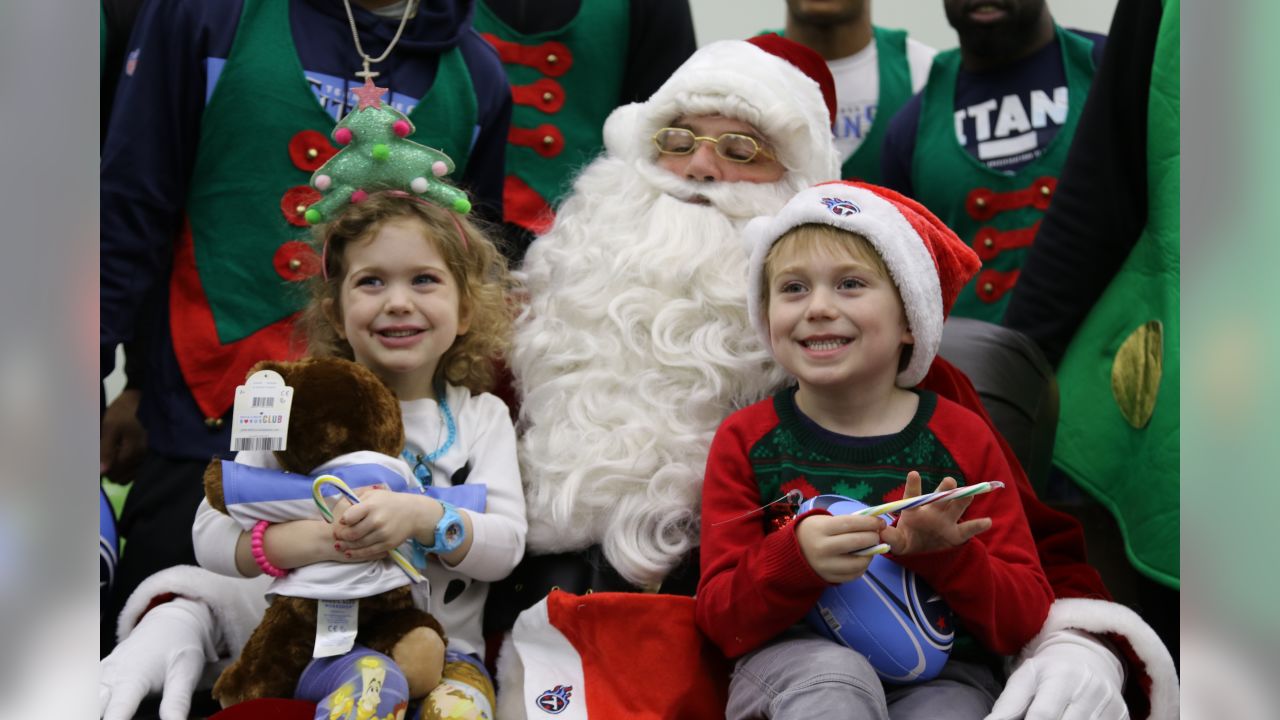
[456,33,513,226]
[921,357,1178,718]
[621,0,696,103]
[100,0,225,378]
[1003,0,1163,366]
[879,94,923,197]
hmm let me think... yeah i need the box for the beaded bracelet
[251,520,289,578]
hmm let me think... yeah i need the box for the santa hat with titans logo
[745,181,982,388]
[601,34,841,183]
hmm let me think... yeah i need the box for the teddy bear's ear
[248,359,292,383]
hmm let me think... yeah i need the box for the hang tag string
[711,489,805,527]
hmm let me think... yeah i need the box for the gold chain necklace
[342,0,419,81]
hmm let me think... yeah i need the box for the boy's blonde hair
[301,193,513,394]
[760,223,897,309]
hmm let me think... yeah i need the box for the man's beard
[945,0,1048,64]
[510,156,802,588]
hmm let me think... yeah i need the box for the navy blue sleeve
[1005,4,1157,365]
[99,0,239,377]
[623,0,696,103]
[879,93,922,197]
[457,31,512,227]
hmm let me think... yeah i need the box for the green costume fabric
[910,26,1095,323]
[474,0,628,233]
[840,27,912,184]
[1055,0,1180,587]
[185,0,476,344]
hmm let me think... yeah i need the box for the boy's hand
[795,513,886,584]
[334,489,440,561]
[880,471,992,555]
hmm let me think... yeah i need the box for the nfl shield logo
[125,49,140,76]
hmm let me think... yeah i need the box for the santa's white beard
[511,156,803,587]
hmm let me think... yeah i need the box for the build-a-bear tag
[230,369,294,452]
[314,598,358,658]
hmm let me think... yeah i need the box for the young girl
[192,192,527,718]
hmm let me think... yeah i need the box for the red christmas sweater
[696,388,1052,660]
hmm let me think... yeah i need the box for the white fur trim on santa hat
[602,40,839,186]
[117,564,271,659]
[744,183,944,387]
[1026,598,1180,719]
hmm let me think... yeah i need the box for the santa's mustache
[631,160,807,221]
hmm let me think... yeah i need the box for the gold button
[982,282,994,294]
[288,258,302,270]
[975,197,987,208]
[307,148,319,159]
[983,238,995,249]
[546,53,558,64]
[295,204,307,215]
[1040,185,1052,197]
[542,91,554,102]
[205,417,224,429]
[542,135,554,146]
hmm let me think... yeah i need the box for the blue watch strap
[412,500,465,563]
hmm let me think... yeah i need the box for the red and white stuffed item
[496,591,730,720]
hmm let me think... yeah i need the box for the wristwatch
[414,500,466,558]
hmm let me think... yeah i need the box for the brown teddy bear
[203,357,448,707]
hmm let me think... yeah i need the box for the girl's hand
[795,513,886,584]
[333,489,440,561]
[880,472,992,556]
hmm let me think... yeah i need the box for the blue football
[800,495,954,684]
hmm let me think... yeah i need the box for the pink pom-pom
[314,174,332,191]
[393,120,412,138]
[334,127,353,145]
[410,177,429,194]
[432,161,449,177]
[351,189,369,204]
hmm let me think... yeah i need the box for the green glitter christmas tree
[304,78,471,225]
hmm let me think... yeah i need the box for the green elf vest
[911,26,1095,323]
[1054,1,1180,587]
[171,0,476,423]
[759,26,912,184]
[474,0,628,234]
[841,26,913,184]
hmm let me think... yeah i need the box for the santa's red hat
[602,36,840,184]
[744,181,981,387]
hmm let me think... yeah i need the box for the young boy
[696,181,1054,719]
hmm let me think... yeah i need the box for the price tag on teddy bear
[314,599,359,658]
[230,369,295,452]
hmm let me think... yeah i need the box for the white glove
[986,629,1129,720]
[99,597,219,720]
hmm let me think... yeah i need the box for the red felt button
[288,130,337,172]
[273,240,321,282]
[281,186,322,227]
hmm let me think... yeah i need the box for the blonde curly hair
[300,193,513,394]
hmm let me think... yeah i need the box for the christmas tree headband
[303,78,472,227]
